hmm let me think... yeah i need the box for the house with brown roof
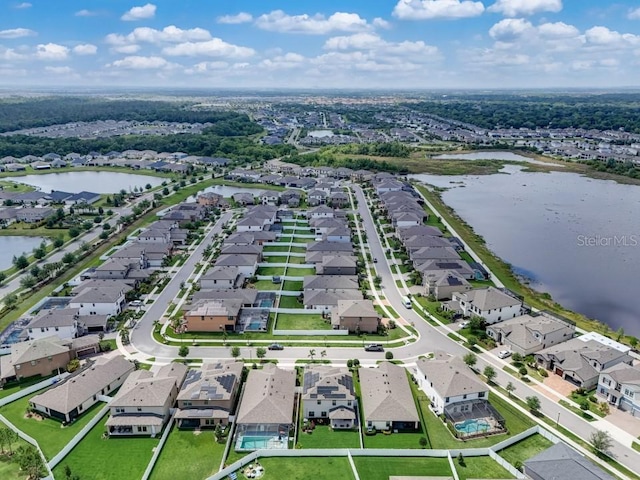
[182,299,242,333]
[175,361,243,428]
[359,362,420,432]
[106,362,188,437]
[331,299,380,334]
[302,366,356,429]
[30,356,134,423]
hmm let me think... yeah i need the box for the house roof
[454,287,521,311]
[307,241,353,252]
[9,336,71,366]
[304,275,359,291]
[416,353,487,399]
[601,363,640,387]
[525,443,616,480]
[359,362,420,423]
[425,270,471,288]
[236,364,296,426]
[186,299,242,318]
[305,290,362,307]
[110,362,187,408]
[191,289,258,306]
[177,361,243,402]
[335,299,378,318]
[321,255,357,268]
[30,356,133,415]
[220,244,263,256]
[28,308,79,329]
[488,313,574,351]
[302,366,355,402]
[411,246,460,261]
[214,254,258,267]
[397,225,443,239]
[71,286,124,304]
[200,266,240,282]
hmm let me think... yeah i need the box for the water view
[433,151,557,166]
[11,171,165,194]
[411,165,640,336]
[0,236,45,270]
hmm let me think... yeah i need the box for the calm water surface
[411,165,640,336]
[12,171,164,193]
[0,236,45,270]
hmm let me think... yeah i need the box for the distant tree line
[287,150,408,174]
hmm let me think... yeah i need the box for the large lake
[0,236,45,270]
[11,171,165,193]
[411,165,640,336]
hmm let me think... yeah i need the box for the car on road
[129,300,143,307]
[497,350,512,359]
[364,343,384,352]
[373,258,378,263]
[268,343,284,350]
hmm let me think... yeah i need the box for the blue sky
[2,0,640,89]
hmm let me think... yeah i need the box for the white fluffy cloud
[35,43,69,60]
[489,18,533,41]
[45,66,73,75]
[72,44,97,55]
[106,26,211,46]
[14,2,32,9]
[488,0,562,17]
[255,10,370,34]
[393,0,485,20]
[372,17,391,29]
[217,13,253,24]
[162,38,255,58]
[0,28,36,39]
[584,26,640,47]
[75,9,101,17]
[109,55,169,69]
[629,8,640,20]
[121,3,156,21]
[111,45,141,54]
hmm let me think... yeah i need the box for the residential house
[424,270,472,300]
[331,299,380,334]
[236,217,267,232]
[307,189,327,207]
[359,362,420,432]
[307,205,334,219]
[597,363,640,417]
[397,225,443,239]
[259,191,280,206]
[214,254,258,277]
[449,287,522,324]
[106,362,188,437]
[235,364,296,449]
[524,443,616,480]
[410,246,461,265]
[487,313,576,356]
[199,266,243,290]
[183,299,242,332]
[69,286,126,317]
[175,361,244,428]
[415,352,489,416]
[302,366,356,429]
[317,255,357,275]
[30,356,134,423]
[93,259,132,280]
[197,192,224,207]
[418,260,477,281]
[328,191,349,209]
[26,308,81,341]
[233,192,255,206]
[16,207,54,223]
[325,227,351,243]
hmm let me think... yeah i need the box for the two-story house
[302,366,356,429]
[26,308,82,341]
[597,363,640,417]
[450,287,523,324]
[69,286,125,317]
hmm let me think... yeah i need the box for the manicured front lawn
[252,280,281,291]
[52,416,159,480]
[278,295,304,309]
[297,424,360,449]
[276,314,331,330]
[497,434,553,467]
[257,457,355,480]
[256,266,286,276]
[0,392,105,459]
[455,456,515,480]
[285,267,316,276]
[354,457,451,480]
[283,280,303,291]
[150,427,226,480]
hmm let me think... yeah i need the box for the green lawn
[150,427,226,480]
[455,456,515,480]
[285,267,316,276]
[256,457,355,480]
[256,266,286,276]
[290,247,307,254]
[0,435,33,480]
[354,457,451,480]
[283,281,303,291]
[287,256,307,264]
[276,314,330,330]
[292,237,314,243]
[277,236,293,242]
[0,374,53,399]
[264,256,288,263]
[278,295,304,309]
[52,416,159,480]
[263,246,290,253]
[0,393,106,459]
[363,431,429,449]
[297,424,360,449]
[497,434,553,467]
[252,280,282,291]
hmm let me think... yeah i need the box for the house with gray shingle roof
[199,266,243,290]
[30,356,134,423]
[597,363,640,417]
[524,442,616,480]
[331,299,380,333]
[415,352,488,415]
[451,287,523,324]
[424,270,472,300]
[302,366,356,429]
[317,255,357,275]
[360,362,419,432]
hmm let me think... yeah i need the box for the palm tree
[119,327,130,345]
[308,349,316,361]
[320,350,327,361]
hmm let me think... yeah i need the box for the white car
[497,350,512,359]
[459,321,469,329]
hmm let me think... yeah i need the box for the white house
[597,363,640,417]
[451,287,522,324]
[236,217,267,232]
[69,286,125,317]
[307,205,334,219]
[415,352,489,416]
[26,308,81,341]
[302,366,356,429]
[199,266,242,290]
[325,227,351,243]
[214,254,258,278]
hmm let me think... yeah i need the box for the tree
[13,255,29,270]
[347,359,354,369]
[419,436,428,448]
[320,350,327,361]
[458,452,465,466]
[53,236,64,248]
[33,246,46,260]
[629,336,638,350]
[68,227,80,238]
[15,444,45,480]
[308,349,316,361]
[483,365,496,383]
[615,327,625,342]
[62,252,75,264]
[526,396,541,413]
[463,352,477,368]
[178,345,189,358]
[590,430,613,455]
[0,272,6,285]
[0,427,9,454]
[67,358,80,372]
[231,346,241,359]
[20,275,36,289]
[256,347,267,360]
[511,352,523,364]
[4,293,18,309]
[506,381,516,397]
[119,327,130,345]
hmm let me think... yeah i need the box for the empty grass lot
[0,393,105,459]
[285,267,316,276]
[276,314,330,330]
[297,424,360,449]
[455,456,515,480]
[354,457,451,480]
[256,266,286,276]
[292,236,314,243]
[496,434,553,467]
[52,416,159,480]
[256,457,355,480]
[150,427,226,480]
[278,295,304,309]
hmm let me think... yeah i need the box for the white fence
[489,449,527,479]
[0,413,53,479]
[140,412,176,480]
[0,373,70,408]
[271,308,319,314]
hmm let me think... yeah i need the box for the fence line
[0,413,53,479]
[140,412,176,480]
[272,329,348,336]
[447,451,460,480]
[0,373,70,408]
[489,449,527,479]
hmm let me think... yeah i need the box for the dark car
[268,343,284,350]
[373,258,378,263]
[364,343,384,352]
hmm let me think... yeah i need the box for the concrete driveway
[605,407,640,437]
[543,373,578,397]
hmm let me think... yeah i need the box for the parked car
[373,258,378,263]
[129,300,143,307]
[497,350,512,359]
[459,321,469,329]
[268,343,284,351]
[364,343,384,352]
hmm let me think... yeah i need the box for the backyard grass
[276,314,331,330]
[52,416,159,480]
[292,236,314,243]
[290,247,307,254]
[297,424,360,449]
[283,280,303,291]
[497,434,553,467]
[263,256,288,263]
[0,374,53,399]
[285,267,316,276]
[263,246,290,253]
[455,456,515,480]
[251,280,281,291]
[354,457,451,480]
[0,434,34,480]
[150,427,226,480]
[278,295,304,309]
[256,266,286,276]
[287,256,307,264]
[363,430,430,449]
[257,457,355,480]
[277,236,293,242]
[0,393,106,459]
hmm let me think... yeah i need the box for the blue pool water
[1,329,23,345]
[454,419,490,434]
[240,436,275,449]
[259,299,273,308]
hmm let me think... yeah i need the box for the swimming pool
[454,418,490,434]
[259,299,273,308]
[239,435,280,450]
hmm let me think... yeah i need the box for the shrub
[519,366,528,376]
[458,452,465,466]
[385,351,394,360]
[539,368,548,377]
[67,359,80,373]
[580,400,590,411]
[347,359,353,368]
[588,395,597,403]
